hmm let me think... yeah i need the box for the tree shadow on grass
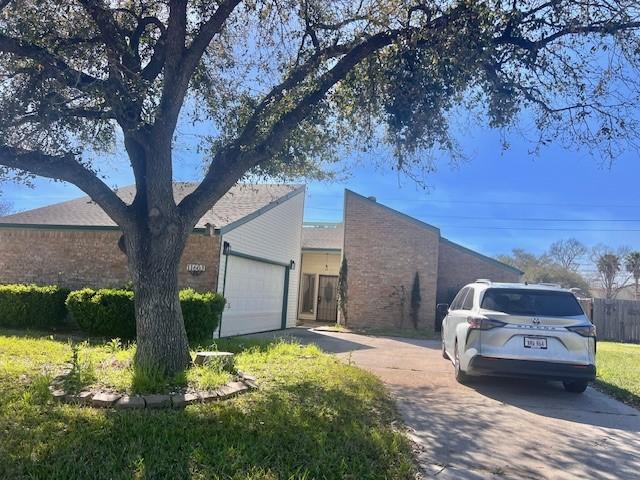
[0,377,414,480]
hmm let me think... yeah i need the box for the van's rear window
[480,289,584,317]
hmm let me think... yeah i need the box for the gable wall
[436,239,522,305]
[218,190,304,328]
[342,192,440,330]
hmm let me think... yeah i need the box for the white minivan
[440,280,596,393]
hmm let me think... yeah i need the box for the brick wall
[0,227,220,291]
[436,238,522,305]
[342,191,440,330]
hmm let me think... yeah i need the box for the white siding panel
[217,190,304,335]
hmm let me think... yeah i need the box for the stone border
[48,371,259,410]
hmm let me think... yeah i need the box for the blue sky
[3,119,639,262]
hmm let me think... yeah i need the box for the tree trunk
[124,224,191,375]
[122,133,193,376]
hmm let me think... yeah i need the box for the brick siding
[436,239,522,305]
[342,191,440,330]
[0,227,220,291]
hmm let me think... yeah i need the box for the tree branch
[497,20,640,51]
[0,146,131,226]
[179,29,400,223]
[155,0,241,135]
[0,34,107,93]
[77,0,138,70]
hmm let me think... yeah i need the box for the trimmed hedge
[66,288,135,339]
[66,288,225,342]
[0,284,69,328]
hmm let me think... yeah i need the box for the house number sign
[187,264,206,276]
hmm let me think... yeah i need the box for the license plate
[524,336,547,349]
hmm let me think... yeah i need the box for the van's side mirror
[436,303,449,317]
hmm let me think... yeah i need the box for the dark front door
[317,275,338,322]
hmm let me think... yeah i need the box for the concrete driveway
[251,328,640,479]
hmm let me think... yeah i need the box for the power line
[306,198,640,209]
[438,226,640,232]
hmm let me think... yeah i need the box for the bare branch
[0,146,131,226]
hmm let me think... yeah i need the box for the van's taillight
[567,324,596,337]
[467,316,506,330]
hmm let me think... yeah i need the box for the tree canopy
[1,0,640,206]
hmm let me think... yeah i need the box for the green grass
[596,341,640,408]
[0,330,416,479]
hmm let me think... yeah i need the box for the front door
[317,275,338,322]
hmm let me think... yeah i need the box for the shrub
[0,284,69,328]
[66,288,135,339]
[180,289,226,342]
[67,288,225,342]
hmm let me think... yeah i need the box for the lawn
[596,341,640,408]
[0,330,416,479]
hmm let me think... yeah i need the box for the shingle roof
[0,183,304,229]
[302,223,343,250]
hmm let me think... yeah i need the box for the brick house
[298,190,522,330]
[1,184,521,335]
[0,183,305,337]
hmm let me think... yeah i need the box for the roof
[440,237,524,275]
[0,183,304,230]
[302,222,343,250]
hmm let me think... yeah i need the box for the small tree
[596,253,624,299]
[337,256,348,326]
[410,272,421,329]
[548,239,587,272]
[625,252,640,300]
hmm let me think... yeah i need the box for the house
[0,184,521,336]
[0,183,304,337]
[297,190,523,330]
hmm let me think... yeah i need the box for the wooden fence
[581,298,640,343]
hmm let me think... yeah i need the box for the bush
[0,284,69,328]
[66,288,135,339]
[180,289,226,342]
[67,288,225,342]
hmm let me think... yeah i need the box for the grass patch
[0,330,415,479]
[596,341,640,409]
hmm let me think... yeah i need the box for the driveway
[250,328,640,479]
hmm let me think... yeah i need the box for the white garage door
[219,255,285,337]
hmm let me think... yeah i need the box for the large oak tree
[1,0,639,374]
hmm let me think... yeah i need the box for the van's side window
[461,288,475,310]
[450,287,469,310]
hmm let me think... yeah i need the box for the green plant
[410,272,421,329]
[179,289,226,342]
[131,361,187,394]
[66,288,135,339]
[67,288,225,343]
[63,342,96,394]
[337,256,348,325]
[0,284,69,328]
[105,338,123,354]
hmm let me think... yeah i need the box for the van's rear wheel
[454,342,469,384]
[563,380,588,393]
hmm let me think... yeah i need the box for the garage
[218,251,290,337]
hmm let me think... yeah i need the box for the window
[300,274,316,314]
[461,288,475,310]
[481,289,584,317]
[450,287,469,310]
